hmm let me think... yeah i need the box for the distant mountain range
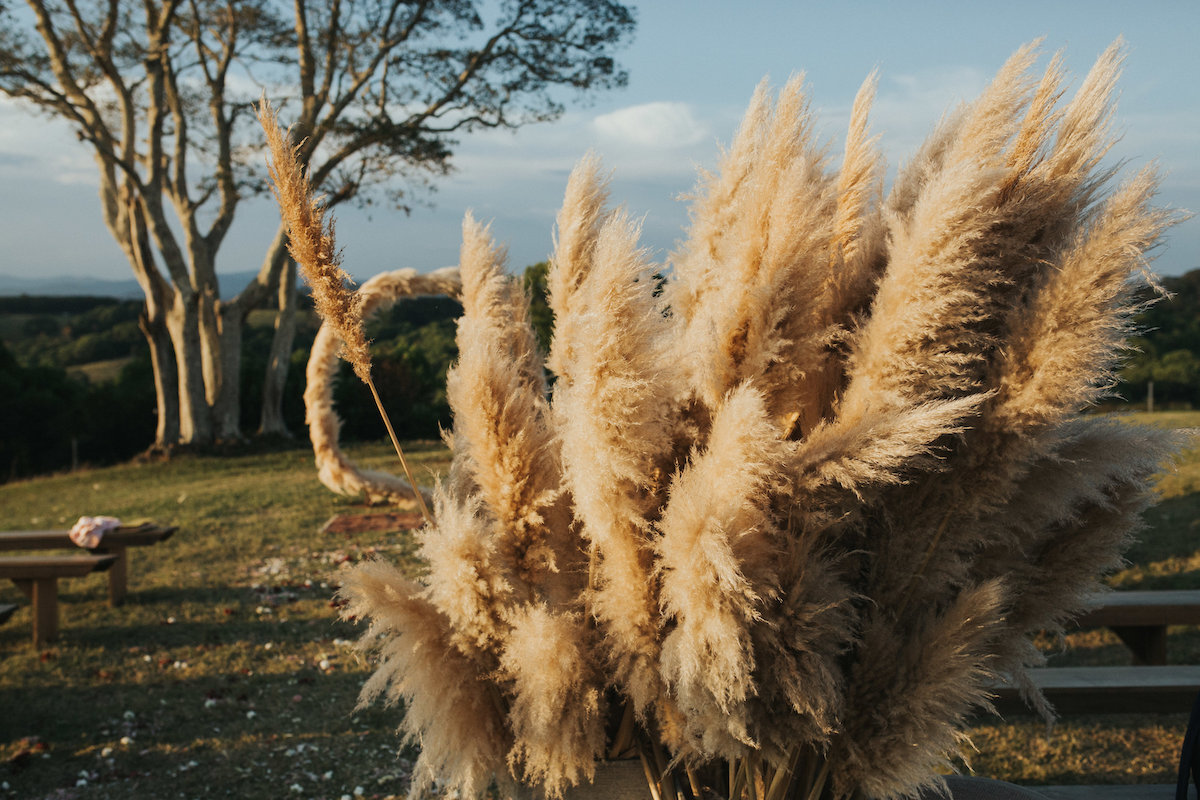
[0,271,267,299]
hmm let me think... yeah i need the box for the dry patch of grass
[967,714,1188,785]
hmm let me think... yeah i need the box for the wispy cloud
[0,98,98,186]
[593,101,709,149]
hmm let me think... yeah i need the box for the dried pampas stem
[260,100,436,522]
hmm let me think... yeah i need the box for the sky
[0,0,1197,289]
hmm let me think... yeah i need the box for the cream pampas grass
[270,41,1188,800]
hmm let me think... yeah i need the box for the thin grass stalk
[647,731,678,800]
[639,743,665,800]
[765,745,803,800]
[367,377,433,525]
[802,762,830,800]
[730,756,750,800]
[685,765,703,800]
[608,701,637,759]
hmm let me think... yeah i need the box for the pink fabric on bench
[68,516,121,549]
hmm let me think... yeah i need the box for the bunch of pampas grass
[265,40,1186,800]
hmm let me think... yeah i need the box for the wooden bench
[0,554,118,645]
[1076,589,1200,665]
[991,665,1200,716]
[0,523,176,605]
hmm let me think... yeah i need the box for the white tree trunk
[138,309,180,447]
[259,258,298,437]
[166,290,214,445]
[209,304,244,441]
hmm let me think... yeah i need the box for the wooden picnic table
[0,554,118,645]
[1077,589,1200,665]
[991,664,1200,716]
[0,523,176,606]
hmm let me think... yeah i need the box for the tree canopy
[0,0,635,447]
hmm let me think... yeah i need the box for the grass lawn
[2,414,1199,798]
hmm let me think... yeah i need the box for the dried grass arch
[304,267,462,505]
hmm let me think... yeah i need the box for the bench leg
[99,545,128,606]
[13,578,58,647]
[1111,624,1168,665]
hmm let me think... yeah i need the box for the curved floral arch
[304,267,462,505]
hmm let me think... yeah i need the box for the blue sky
[0,0,1196,286]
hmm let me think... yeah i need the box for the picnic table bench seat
[991,664,1200,716]
[1076,589,1200,665]
[0,554,118,645]
[0,523,176,606]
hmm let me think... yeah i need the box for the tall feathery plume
[446,215,605,794]
[840,44,1040,415]
[338,560,509,800]
[445,214,578,603]
[671,76,840,420]
[547,154,613,381]
[666,82,774,327]
[786,72,887,437]
[835,47,1045,607]
[857,45,1139,606]
[259,102,371,383]
[500,605,606,798]
[552,210,680,717]
[903,164,1183,608]
[656,385,788,757]
[829,581,1007,800]
[259,101,432,522]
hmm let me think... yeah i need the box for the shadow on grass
[0,669,413,800]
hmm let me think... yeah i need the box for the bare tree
[0,0,634,446]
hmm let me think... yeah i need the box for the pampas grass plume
[259,101,371,383]
[284,40,1186,800]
